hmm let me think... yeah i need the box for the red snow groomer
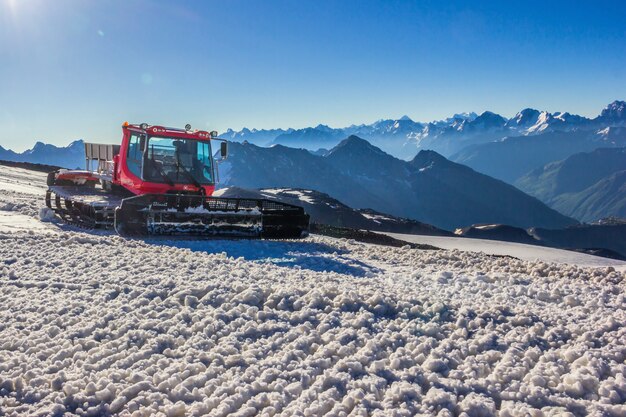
[45,122,309,238]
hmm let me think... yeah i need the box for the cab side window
[127,133,142,178]
[197,142,213,182]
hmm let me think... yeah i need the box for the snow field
[0,229,625,416]
[0,177,59,234]
[0,166,49,219]
[385,232,626,271]
[0,165,48,196]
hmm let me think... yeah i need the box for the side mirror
[220,142,228,159]
[140,135,147,152]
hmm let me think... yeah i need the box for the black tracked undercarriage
[46,184,309,238]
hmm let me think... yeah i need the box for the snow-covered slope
[215,187,452,236]
[0,164,49,195]
[1,165,626,416]
[0,165,57,233]
[384,232,626,271]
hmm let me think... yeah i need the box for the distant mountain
[271,125,346,149]
[516,147,626,201]
[0,140,85,169]
[401,149,576,230]
[220,128,293,146]
[505,108,542,129]
[504,109,590,134]
[215,187,452,236]
[267,117,432,158]
[595,100,626,124]
[410,111,509,157]
[0,145,19,161]
[219,100,626,159]
[216,141,383,210]
[217,136,577,230]
[432,112,479,126]
[325,135,410,208]
[549,171,626,223]
[451,128,626,183]
[514,148,626,223]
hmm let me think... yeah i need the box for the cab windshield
[143,137,214,185]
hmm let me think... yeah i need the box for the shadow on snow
[145,238,381,277]
[49,220,380,277]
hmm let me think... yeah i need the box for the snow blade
[114,194,309,238]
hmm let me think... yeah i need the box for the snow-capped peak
[315,124,334,132]
[599,100,626,121]
[508,108,540,127]
[432,112,478,127]
[452,111,478,121]
[524,111,553,134]
[537,111,551,124]
[469,111,507,129]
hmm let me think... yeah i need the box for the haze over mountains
[221,100,626,160]
[516,148,626,222]
[451,127,626,183]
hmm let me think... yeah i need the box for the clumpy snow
[1,231,625,416]
[0,166,625,416]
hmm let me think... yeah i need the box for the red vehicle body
[114,124,217,196]
[55,123,222,196]
[46,122,309,238]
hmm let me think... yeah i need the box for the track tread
[46,188,310,239]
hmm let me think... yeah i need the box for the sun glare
[4,0,39,15]
[4,0,20,18]
[3,0,45,26]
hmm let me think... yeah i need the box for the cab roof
[122,122,214,141]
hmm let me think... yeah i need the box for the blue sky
[1,0,625,151]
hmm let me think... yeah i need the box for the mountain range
[0,140,86,170]
[450,127,626,183]
[220,100,626,160]
[1,100,624,227]
[218,136,576,230]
